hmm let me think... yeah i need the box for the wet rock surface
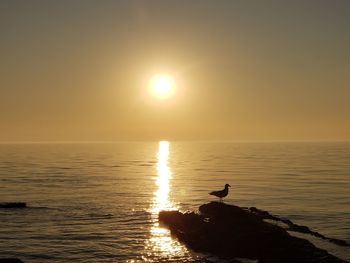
[159,202,348,263]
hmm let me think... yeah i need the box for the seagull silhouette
[209,184,231,202]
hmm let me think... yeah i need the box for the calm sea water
[0,142,349,262]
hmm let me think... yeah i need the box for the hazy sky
[1,0,350,141]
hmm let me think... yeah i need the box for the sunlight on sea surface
[0,142,349,262]
[143,141,191,261]
[152,141,176,213]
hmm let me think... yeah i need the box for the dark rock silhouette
[0,202,26,208]
[0,259,24,263]
[159,202,348,263]
[249,206,349,247]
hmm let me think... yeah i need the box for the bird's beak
[228,184,231,187]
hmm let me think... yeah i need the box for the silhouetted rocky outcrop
[159,202,348,263]
[0,202,26,208]
[249,206,349,247]
[0,259,24,263]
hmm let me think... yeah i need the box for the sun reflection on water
[151,141,176,213]
[143,141,190,261]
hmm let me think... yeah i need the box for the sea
[0,141,349,262]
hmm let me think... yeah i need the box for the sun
[149,74,175,99]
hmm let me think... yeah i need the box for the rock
[249,206,349,247]
[159,202,347,263]
[0,202,26,208]
[0,259,24,263]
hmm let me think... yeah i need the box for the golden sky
[1,1,350,141]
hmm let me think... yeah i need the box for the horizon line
[1,139,350,144]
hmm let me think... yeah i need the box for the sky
[1,0,350,142]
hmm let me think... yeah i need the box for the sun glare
[149,74,175,99]
[144,141,188,260]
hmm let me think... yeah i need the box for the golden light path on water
[143,141,190,261]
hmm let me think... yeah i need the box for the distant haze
[1,0,350,142]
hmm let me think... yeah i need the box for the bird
[209,184,231,202]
